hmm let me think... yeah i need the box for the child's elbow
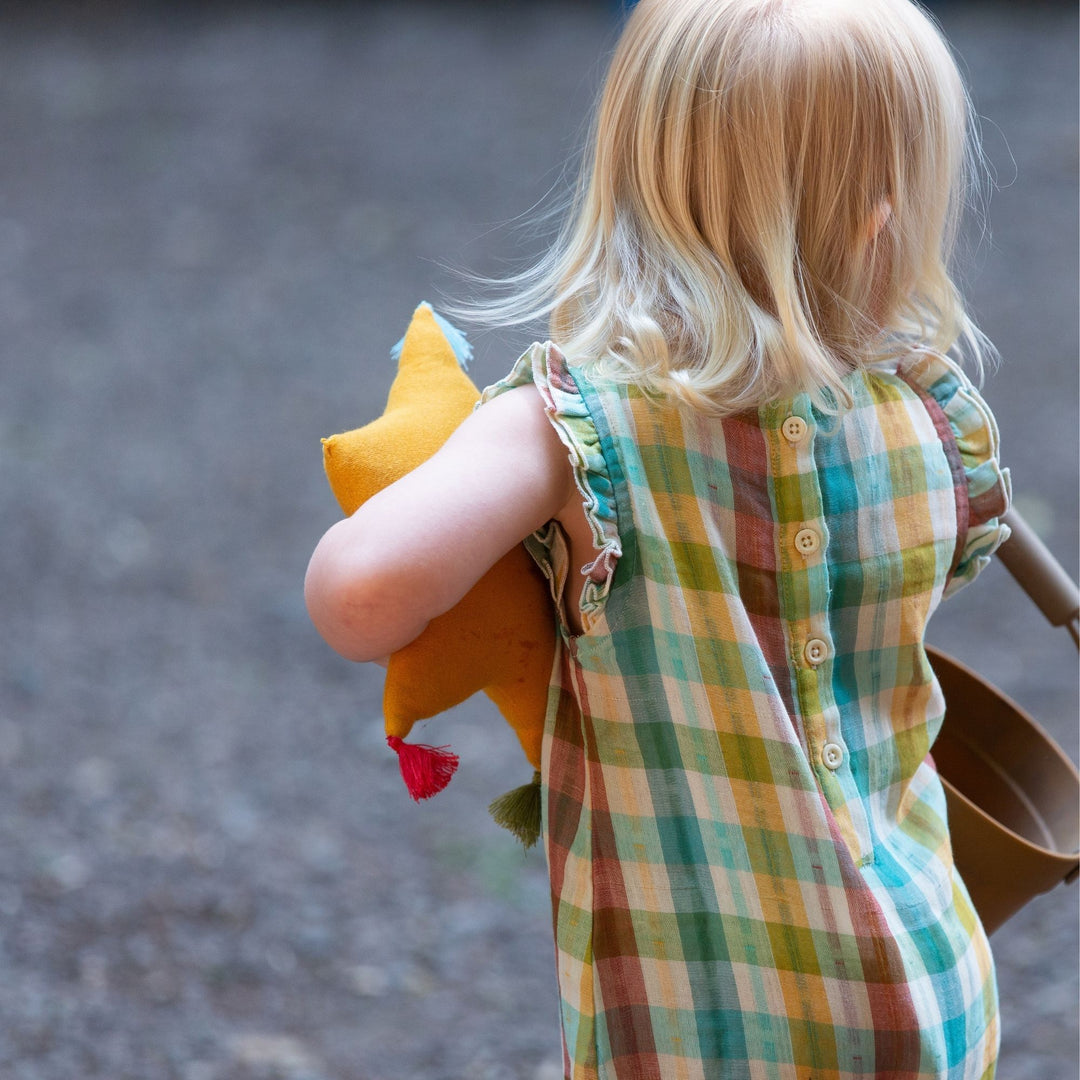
[303,540,372,662]
[304,521,427,663]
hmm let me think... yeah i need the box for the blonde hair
[462,0,990,413]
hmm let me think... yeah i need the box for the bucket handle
[995,508,1079,887]
[997,509,1080,647]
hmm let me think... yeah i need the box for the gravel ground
[0,2,1076,1078]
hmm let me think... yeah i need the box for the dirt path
[0,3,1075,1077]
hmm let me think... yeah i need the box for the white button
[794,528,820,555]
[782,415,808,443]
[804,638,829,666]
[822,742,845,770]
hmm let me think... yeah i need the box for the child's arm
[304,384,572,663]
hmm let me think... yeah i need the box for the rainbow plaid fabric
[483,344,1011,1080]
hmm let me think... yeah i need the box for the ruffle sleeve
[479,342,621,633]
[899,352,1012,599]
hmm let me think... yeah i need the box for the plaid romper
[482,343,1011,1080]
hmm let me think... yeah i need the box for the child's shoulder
[887,350,1001,447]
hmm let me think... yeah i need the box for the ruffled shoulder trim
[898,352,1012,597]
[480,343,621,630]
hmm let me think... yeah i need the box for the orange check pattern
[482,345,1010,1080]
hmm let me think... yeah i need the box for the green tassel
[488,771,542,849]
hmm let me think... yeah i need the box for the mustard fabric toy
[321,303,554,844]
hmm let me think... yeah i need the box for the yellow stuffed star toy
[321,303,554,845]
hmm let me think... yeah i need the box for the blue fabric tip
[390,303,473,370]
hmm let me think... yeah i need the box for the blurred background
[0,2,1075,1078]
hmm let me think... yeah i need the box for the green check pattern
[482,345,1010,1080]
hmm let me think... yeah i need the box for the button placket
[772,405,873,862]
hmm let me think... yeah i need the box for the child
[306,0,1011,1075]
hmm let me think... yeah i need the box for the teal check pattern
[482,345,1010,1080]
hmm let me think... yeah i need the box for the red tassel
[386,735,459,801]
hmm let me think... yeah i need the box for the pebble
[228,1033,321,1073]
[45,852,89,892]
[72,757,115,802]
[348,964,389,997]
